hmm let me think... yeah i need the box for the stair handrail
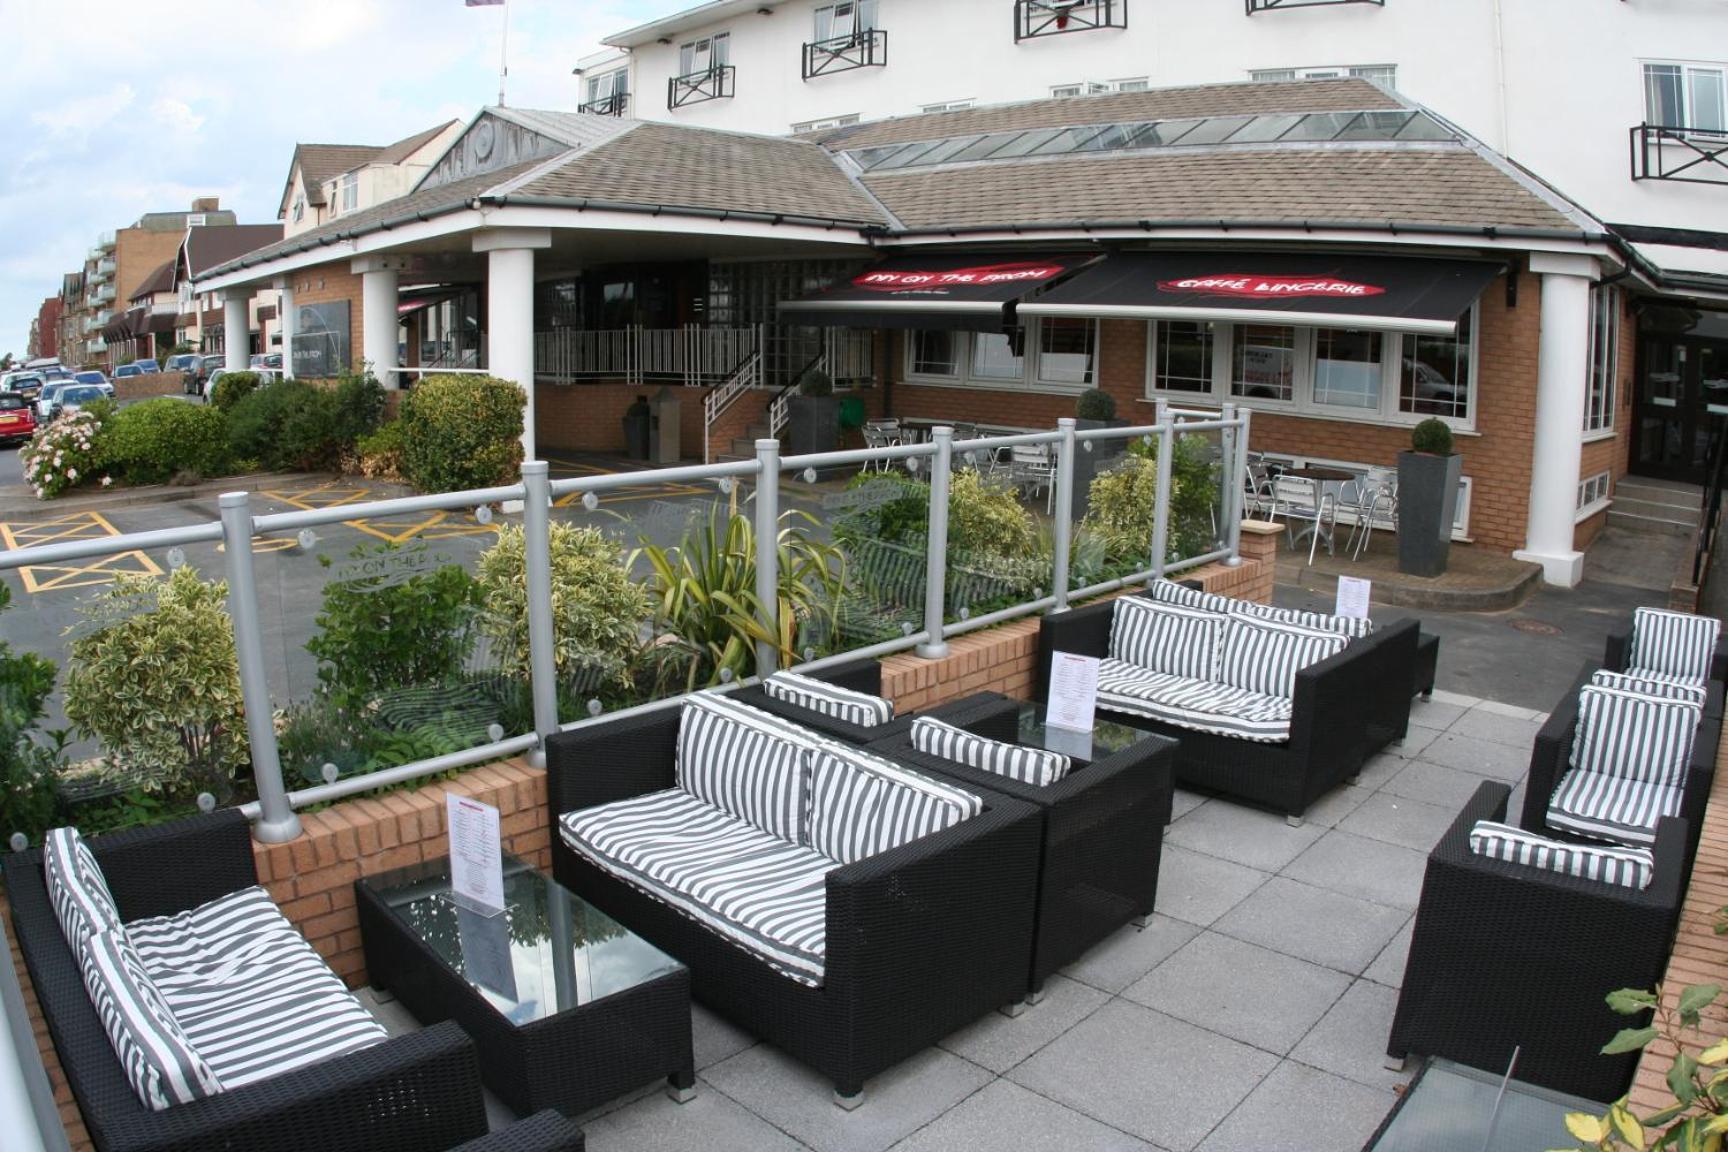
[769,350,827,437]
[701,348,764,463]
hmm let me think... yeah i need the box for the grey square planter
[1396,450,1463,577]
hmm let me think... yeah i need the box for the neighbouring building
[28,297,61,360]
[171,223,286,358]
[57,272,85,368]
[278,120,462,239]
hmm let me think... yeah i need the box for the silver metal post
[521,461,559,768]
[219,492,300,843]
[1150,414,1174,583]
[753,439,781,679]
[1052,417,1077,612]
[1226,406,1249,566]
[917,426,953,659]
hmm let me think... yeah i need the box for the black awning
[1017,252,1503,335]
[778,253,1096,331]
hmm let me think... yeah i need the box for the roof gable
[417,109,630,194]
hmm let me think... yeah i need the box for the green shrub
[101,399,230,485]
[354,420,406,479]
[0,585,62,844]
[833,470,1035,560]
[1076,388,1117,422]
[400,375,524,493]
[332,373,387,446]
[226,380,346,471]
[64,567,248,802]
[210,371,262,412]
[1411,417,1454,456]
[1083,434,1222,565]
[799,368,834,397]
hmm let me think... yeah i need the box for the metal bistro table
[1016,701,1162,766]
[1366,1057,1605,1151]
[356,853,696,1119]
[1281,464,1357,560]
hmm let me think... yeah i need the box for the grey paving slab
[1381,760,1497,810]
[694,1002,758,1071]
[1447,708,1549,749]
[1123,932,1350,1056]
[1170,789,1208,823]
[1477,699,1546,722]
[703,1044,992,1152]
[1010,1000,1279,1152]
[1061,914,1202,995]
[1164,800,1325,871]
[1156,844,1272,927]
[582,1079,810,1152]
[1338,792,1457,854]
[1289,980,1414,1092]
[889,1078,1154,1152]
[1418,731,1530,783]
[1282,830,1428,911]
[1386,725,1442,761]
[1212,877,1410,975]
[1427,689,1483,709]
[1408,699,1468,730]
[1196,1060,1396,1152]
[1351,753,1406,792]
[940,974,1109,1074]
[1363,917,1414,988]
[1300,784,1374,829]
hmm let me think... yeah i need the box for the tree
[0,353,15,372]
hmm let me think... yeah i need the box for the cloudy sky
[0,0,691,358]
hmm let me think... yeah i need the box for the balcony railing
[1245,0,1383,11]
[802,28,888,80]
[1013,0,1127,42]
[1631,123,1728,186]
[668,64,735,109]
[578,92,630,117]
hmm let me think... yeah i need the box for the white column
[1514,253,1599,588]
[222,289,250,374]
[354,257,403,386]
[275,278,296,379]
[475,228,552,460]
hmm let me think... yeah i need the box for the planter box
[789,394,838,456]
[1397,450,1463,577]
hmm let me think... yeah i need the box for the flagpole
[498,0,510,107]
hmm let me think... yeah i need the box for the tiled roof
[376,120,459,165]
[130,260,176,299]
[864,148,1576,232]
[811,79,1404,150]
[184,224,285,277]
[507,122,888,226]
[293,144,385,206]
[488,107,633,150]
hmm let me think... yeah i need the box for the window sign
[292,300,351,378]
[1312,329,1382,410]
[1232,325,1296,402]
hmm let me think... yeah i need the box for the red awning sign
[1156,275,1386,299]
[856,262,1072,292]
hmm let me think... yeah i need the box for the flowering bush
[20,409,107,499]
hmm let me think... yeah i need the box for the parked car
[165,353,200,375]
[34,383,65,421]
[50,384,107,419]
[73,370,114,397]
[192,354,225,390]
[39,365,73,382]
[0,392,37,445]
[113,364,142,379]
[0,371,45,400]
[263,352,283,370]
[134,359,161,374]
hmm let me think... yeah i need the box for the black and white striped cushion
[1589,669,1708,708]
[1217,616,1347,700]
[677,694,819,844]
[1097,658,1293,742]
[1231,599,1374,640]
[1572,684,1700,789]
[78,929,223,1111]
[127,886,387,1088]
[1468,819,1654,890]
[763,671,894,727]
[1109,597,1225,681]
[910,716,1072,787]
[1630,607,1721,684]
[561,789,833,984]
[1546,770,1682,848]
[806,743,984,864]
[44,826,124,948]
[1146,579,1236,616]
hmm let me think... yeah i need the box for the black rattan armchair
[446,1111,585,1151]
[1388,781,1686,1103]
[729,657,1019,745]
[1603,626,1728,718]
[2,810,488,1152]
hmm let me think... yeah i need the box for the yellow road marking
[548,462,710,509]
[351,512,497,545]
[0,511,163,593]
[258,482,376,512]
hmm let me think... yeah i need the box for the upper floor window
[1250,64,1396,88]
[1051,77,1148,99]
[672,33,734,107]
[679,32,730,77]
[792,114,861,133]
[921,100,975,113]
[1585,286,1620,434]
[291,195,304,223]
[584,68,629,115]
[814,1,878,44]
[1644,62,1726,132]
[339,172,358,215]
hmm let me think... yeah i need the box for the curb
[1277,559,1542,613]
[0,471,341,521]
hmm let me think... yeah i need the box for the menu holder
[447,794,505,918]
[1045,651,1100,734]
[455,902,519,1001]
[1336,575,1372,620]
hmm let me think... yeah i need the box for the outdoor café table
[1016,701,1162,767]
[356,852,696,1118]
[1282,464,1357,558]
[1365,1057,1603,1151]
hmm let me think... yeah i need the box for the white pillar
[354,258,402,386]
[222,289,250,374]
[275,279,296,379]
[1514,254,1600,588]
[474,229,551,461]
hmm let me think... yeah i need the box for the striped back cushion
[1467,819,1654,890]
[806,743,983,866]
[1589,669,1708,708]
[1631,607,1721,683]
[1572,684,1700,788]
[44,827,124,948]
[764,671,894,728]
[1146,579,1236,616]
[1109,597,1225,681]
[1218,616,1348,700]
[677,694,818,844]
[1231,599,1374,641]
[78,930,223,1111]
[910,716,1072,788]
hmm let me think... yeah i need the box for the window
[911,330,959,376]
[903,321,1094,391]
[792,114,860,133]
[291,195,304,223]
[1231,325,1296,402]
[1312,329,1382,410]
[1037,319,1095,386]
[1578,471,1612,516]
[814,1,878,43]
[1149,321,1215,394]
[1251,64,1397,87]
[586,68,628,104]
[971,331,1024,380]
[1585,285,1620,434]
[339,172,358,215]
[1644,62,1726,132]
[679,32,730,76]
[1050,78,1149,99]
[1400,309,1473,422]
[920,100,975,113]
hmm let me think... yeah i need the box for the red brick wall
[536,382,710,460]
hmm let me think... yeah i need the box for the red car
[0,392,38,445]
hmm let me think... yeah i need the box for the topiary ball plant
[799,369,834,397]
[1076,388,1117,422]
[1410,417,1455,456]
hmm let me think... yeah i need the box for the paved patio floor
[365,689,1549,1152]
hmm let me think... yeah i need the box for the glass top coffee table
[1367,1058,1604,1151]
[1017,702,1160,764]
[356,853,695,1118]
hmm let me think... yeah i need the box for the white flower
[100,475,113,487]
[66,468,77,480]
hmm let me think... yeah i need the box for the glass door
[1636,337,1728,481]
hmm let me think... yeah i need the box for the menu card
[1045,651,1100,733]
[447,794,505,917]
[1336,575,1372,620]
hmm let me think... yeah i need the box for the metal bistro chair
[1275,474,1339,564]
[1340,469,1399,560]
[1243,454,1281,520]
[1009,443,1057,515]
[860,419,902,474]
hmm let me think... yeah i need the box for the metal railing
[1014,0,1128,41]
[668,65,735,109]
[1631,123,1728,185]
[537,325,760,388]
[578,92,630,117]
[802,28,888,80]
[1695,416,1728,588]
[1245,0,1383,11]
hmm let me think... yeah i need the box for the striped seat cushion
[1589,669,1708,707]
[561,789,833,985]
[763,671,894,728]
[1230,599,1375,641]
[126,887,387,1088]
[677,694,820,844]
[1630,607,1721,684]
[1097,658,1292,743]
[44,826,125,948]
[1146,578,1236,616]
[78,929,223,1111]
[1218,616,1348,700]
[806,742,985,865]
[1546,768,1683,848]
[911,716,1072,788]
[1468,819,1654,890]
[1572,684,1700,788]
[1109,597,1225,681]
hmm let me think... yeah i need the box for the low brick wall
[111,372,184,400]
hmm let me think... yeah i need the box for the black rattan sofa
[1603,607,1727,718]
[544,704,1042,1107]
[1387,781,1686,1103]
[729,657,971,744]
[2,810,489,1152]
[449,1111,585,1151]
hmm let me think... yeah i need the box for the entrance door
[1635,336,1728,481]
